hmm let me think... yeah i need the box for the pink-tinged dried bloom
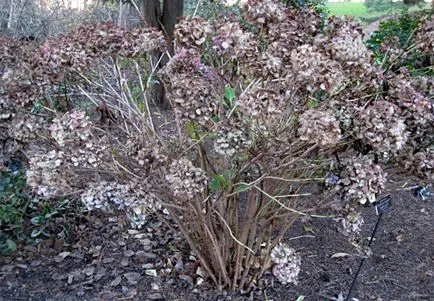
[410,75,434,97]
[238,86,286,121]
[164,50,219,122]
[266,8,321,45]
[338,156,387,205]
[298,110,341,147]
[121,27,167,56]
[270,243,301,285]
[388,77,433,129]
[379,36,405,63]
[165,158,208,199]
[243,0,288,26]
[214,129,252,156]
[290,45,344,94]
[170,74,218,122]
[175,17,212,48]
[325,16,365,39]
[212,20,257,59]
[355,101,408,154]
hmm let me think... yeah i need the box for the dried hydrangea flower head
[50,110,93,147]
[164,49,219,122]
[388,77,433,130]
[355,100,408,154]
[238,86,287,121]
[270,243,301,285]
[298,110,341,147]
[414,15,434,64]
[404,149,434,182]
[338,156,387,205]
[81,180,160,229]
[243,0,288,26]
[165,158,208,200]
[125,133,167,171]
[26,150,71,197]
[340,207,364,236]
[214,129,252,156]
[174,17,212,49]
[290,44,344,94]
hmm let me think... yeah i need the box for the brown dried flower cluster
[26,150,72,197]
[298,110,341,147]
[81,180,160,229]
[270,243,301,285]
[0,38,45,107]
[125,134,167,172]
[340,207,364,236]
[174,17,212,48]
[290,45,344,94]
[238,86,286,121]
[379,36,405,62]
[355,100,408,154]
[7,114,46,147]
[165,158,208,200]
[388,77,433,129]
[338,156,387,205]
[214,129,252,156]
[411,75,434,97]
[414,15,434,64]
[404,149,434,182]
[164,49,219,122]
[243,0,288,26]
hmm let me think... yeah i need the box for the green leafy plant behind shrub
[366,10,433,75]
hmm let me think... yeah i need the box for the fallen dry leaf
[331,252,352,259]
[54,251,71,263]
[123,272,141,285]
[110,276,122,287]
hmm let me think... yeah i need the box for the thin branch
[213,209,255,254]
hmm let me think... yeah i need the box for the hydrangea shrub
[0,0,432,291]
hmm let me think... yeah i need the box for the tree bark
[141,0,183,109]
[162,0,183,40]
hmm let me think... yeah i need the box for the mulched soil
[1,171,433,301]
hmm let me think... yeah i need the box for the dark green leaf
[210,174,227,192]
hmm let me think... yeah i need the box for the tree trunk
[141,0,183,109]
[162,0,183,40]
[142,0,161,29]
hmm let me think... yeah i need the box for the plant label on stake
[375,195,391,216]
